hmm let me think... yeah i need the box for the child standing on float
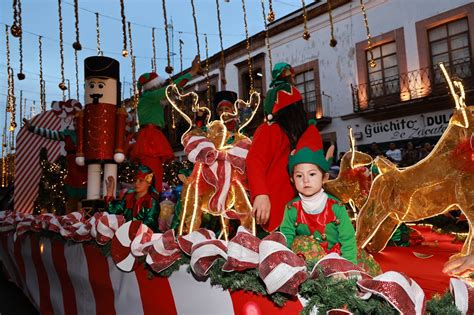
[246,63,308,232]
[280,121,357,263]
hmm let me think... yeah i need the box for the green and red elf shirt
[280,194,357,264]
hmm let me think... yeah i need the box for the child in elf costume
[131,56,202,192]
[105,165,161,232]
[280,120,357,264]
[247,63,308,232]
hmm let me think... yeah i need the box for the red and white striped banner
[14,110,62,213]
[0,233,305,315]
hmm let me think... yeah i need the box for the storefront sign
[354,110,452,144]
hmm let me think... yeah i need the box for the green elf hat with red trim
[288,120,329,175]
[134,164,154,184]
[264,63,301,121]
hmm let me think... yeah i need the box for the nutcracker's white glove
[114,152,125,163]
[76,156,85,166]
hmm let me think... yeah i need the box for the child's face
[292,163,328,197]
[134,178,151,194]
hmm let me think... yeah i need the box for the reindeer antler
[234,91,261,136]
[439,63,469,128]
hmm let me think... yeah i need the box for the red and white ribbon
[184,134,250,213]
[450,278,474,315]
[190,239,228,277]
[311,253,371,280]
[111,220,151,272]
[178,228,216,256]
[95,213,125,245]
[259,232,307,295]
[146,230,182,273]
[222,226,260,272]
[357,271,425,315]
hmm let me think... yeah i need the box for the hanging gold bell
[303,30,311,40]
[165,65,174,74]
[369,59,377,68]
[330,38,338,47]
[267,10,275,23]
[10,24,22,37]
[72,41,82,51]
[17,73,25,80]
[122,50,129,57]
[59,82,68,91]
[9,122,17,132]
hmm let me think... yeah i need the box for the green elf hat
[264,83,302,121]
[288,120,329,175]
[135,164,154,185]
[270,62,295,88]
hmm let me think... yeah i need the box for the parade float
[0,1,473,314]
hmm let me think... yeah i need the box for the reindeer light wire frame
[166,84,261,238]
[357,62,473,256]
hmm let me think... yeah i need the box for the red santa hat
[137,72,166,91]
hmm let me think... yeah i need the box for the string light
[215,0,226,86]
[38,36,46,112]
[205,34,211,106]
[74,49,79,100]
[241,0,254,93]
[162,0,173,74]
[17,0,25,80]
[127,21,138,108]
[267,0,275,22]
[190,0,201,57]
[120,0,128,57]
[328,0,337,47]
[260,0,273,71]
[301,0,310,40]
[5,26,15,115]
[11,0,22,37]
[179,37,184,73]
[2,107,7,187]
[19,90,23,123]
[151,27,157,72]
[57,0,67,96]
[95,12,103,56]
[360,0,376,68]
[72,0,82,50]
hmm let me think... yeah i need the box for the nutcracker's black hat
[84,56,120,80]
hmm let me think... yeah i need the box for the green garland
[425,293,461,315]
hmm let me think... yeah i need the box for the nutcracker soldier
[75,56,127,200]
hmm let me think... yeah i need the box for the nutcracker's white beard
[143,76,167,91]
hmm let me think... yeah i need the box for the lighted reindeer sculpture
[166,84,260,239]
[324,128,374,212]
[357,65,474,258]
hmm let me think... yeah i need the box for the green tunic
[138,73,192,128]
[280,194,357,264]
[106,190,160,232]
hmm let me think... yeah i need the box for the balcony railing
[351,57,474,112]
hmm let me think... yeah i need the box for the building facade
[166,0,474,157]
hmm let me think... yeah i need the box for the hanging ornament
[301,0,310,40]
[95,12,103,56]
[120,0,128,57]
[360,0,376,68]
[215,0,227,86]
[151,27,157,73]
[205,34,211,106]
[72,0,82,50]
[190,0,201,57]
[179,37,184,73]
[74,49,80,100]
[328,0,337,47]
[267,0,275,22]
[57,0,67,97]
[38,36,46,112]
[260,0,273,71]
[162,0,173,74]
[241,0,254,93]
[11,0,22,37]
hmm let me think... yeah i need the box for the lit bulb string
[190,0,201,57]
[241,0,254,92]
[58,0,66,98]
[62,1,244,38]
[260,0,273,72]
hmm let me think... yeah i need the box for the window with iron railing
[366,41,400,98]
[295,70,317,113]
[429,18,471,83]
